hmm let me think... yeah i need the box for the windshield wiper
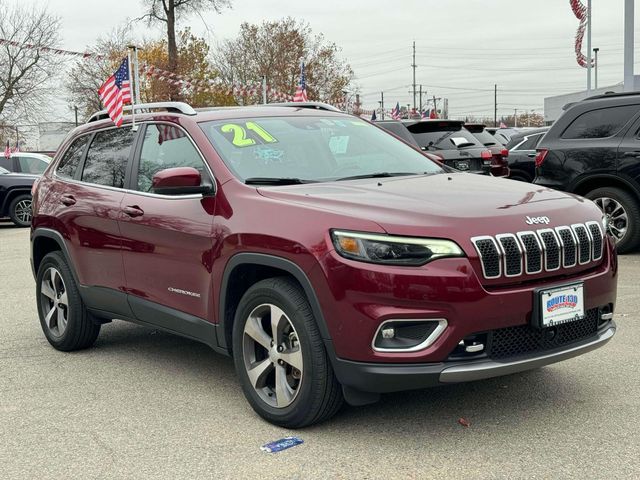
[336,172,421,181]
[245,177,316,185]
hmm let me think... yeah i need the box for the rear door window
[562,105,640,139]
[57,136,90,179]
[81,128,136,188]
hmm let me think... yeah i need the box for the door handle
[123,205,144,218]
[60,194,76,206]
[622,151,640,158]
[527,153,536,158]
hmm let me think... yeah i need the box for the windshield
[201,116,444,182]
[406,124,483,150]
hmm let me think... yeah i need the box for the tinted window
[202,116,443,182]
[57,136,89,179]
[81,128,135,188]
[18,156,48,174]
[471,129,500,146]
[562,105,639,139]
[516,134,543,151]
[137,124,207,192]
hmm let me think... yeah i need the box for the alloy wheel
[14,199,32,224]
[594,197,627,243]
[40,267,69,337]
[242,303,304,408]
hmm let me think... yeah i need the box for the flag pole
[127,47,136,131]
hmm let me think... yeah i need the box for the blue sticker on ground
[260,436,304,453]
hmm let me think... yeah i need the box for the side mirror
[152,167,213,195]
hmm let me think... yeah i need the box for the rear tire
[585,187,640,254]
[8,194,32,227]
[36,252,100,351]
[232,277,343,428]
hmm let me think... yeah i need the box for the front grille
[472,222,604,280]
[489,309,599,360]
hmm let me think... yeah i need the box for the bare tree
[139,0,231,99]
[0,4,62,123]
[212,18,354,104]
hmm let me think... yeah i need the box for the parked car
[535,92,640,253]
[0,152,52,175]
[377,119,494,175]
[464,123,510,177]
[487,127,520,145]
[0,166,36,227]
[505,127,550,182]
[31,101,617,428]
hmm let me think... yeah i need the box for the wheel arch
[571,174,640,201]
[1,188,31,215]
[31,228,79,284]
[218,253,331,354]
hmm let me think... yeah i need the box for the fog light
[381,327,395,339]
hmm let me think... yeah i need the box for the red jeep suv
[30,102,617,428]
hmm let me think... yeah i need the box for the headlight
[331,230,465,266]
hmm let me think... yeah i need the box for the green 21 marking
[220,122,278,147]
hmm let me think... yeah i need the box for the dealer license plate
[539,283,585,327]
[455,161,469,171]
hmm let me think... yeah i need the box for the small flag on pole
[4,140,11,159]
[293,61,308,102]
[98,57,132,127]
[391,102,401,120]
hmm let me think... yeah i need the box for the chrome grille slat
[472,223,601,280]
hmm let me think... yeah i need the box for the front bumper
[332,323,615,394]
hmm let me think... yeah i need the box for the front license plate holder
[532,282,585,329]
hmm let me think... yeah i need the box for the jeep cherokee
[31,102,617,428]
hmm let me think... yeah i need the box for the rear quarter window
[56,136,90,179]
[561,105,640,139]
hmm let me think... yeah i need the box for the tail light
[31,177,40,195]
[500,148,509,158]
[480,150,493,160]
[535,149,549,168]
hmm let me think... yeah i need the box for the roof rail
[263,102,343,112]
[87,101,197,123]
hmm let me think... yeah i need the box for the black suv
[535,92,640,253]
[0,166,36,226]
[377,120,493,175]
[506,127,549,182]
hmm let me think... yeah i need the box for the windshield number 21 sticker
[220,122,278,147]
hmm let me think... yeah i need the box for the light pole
[624,0,634,91]
[593,48,599,90]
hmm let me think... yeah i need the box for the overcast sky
[42,0,640,120]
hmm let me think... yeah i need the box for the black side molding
[31,228,80,283]
[218,253,333,351]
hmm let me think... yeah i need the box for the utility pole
[419,85,423,114]
[494,84,498,127]
[514,108,518,128]
[74,106,78,127]
[624,0,634,91]
[586,0,592,94]
[381,92,385,120]
[262,76,267,104]
[593,48,599,89]
[412,41,417,111]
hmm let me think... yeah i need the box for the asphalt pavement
[1,222,639,479]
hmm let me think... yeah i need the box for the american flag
[158,124,185,145]
[293,61,308,102]
[98,57,131,127]
[391,102,401,120]
[4,140,11,159]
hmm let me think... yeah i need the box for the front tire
[36,252,101,351]
[586,187,640,254]
[8,194,32,227]
[232,277,343,428]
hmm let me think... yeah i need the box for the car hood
[257,173,601,238]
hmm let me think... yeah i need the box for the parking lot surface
[1,222,639,479]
